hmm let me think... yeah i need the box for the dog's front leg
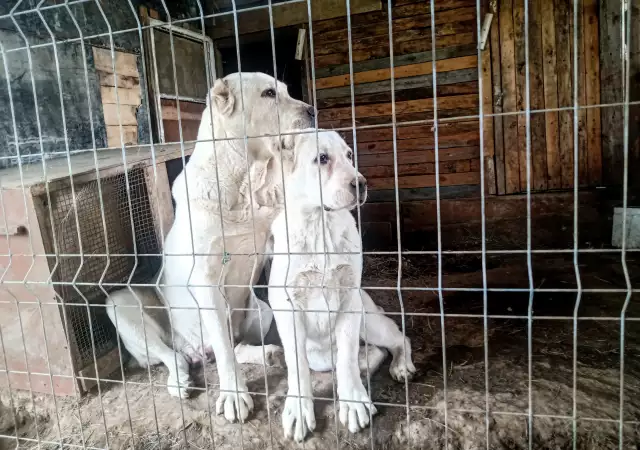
[189,276,253,423]
[335,294,377,433]
[272,296,315,442]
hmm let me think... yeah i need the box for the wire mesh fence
[0,0,638,449]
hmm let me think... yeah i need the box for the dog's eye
[262,88,276,98]
[314,153,329,165]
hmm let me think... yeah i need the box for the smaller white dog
[269,130,416,442]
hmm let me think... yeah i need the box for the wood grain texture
[316,56,477,89]
[480,0,495,195]
[315,45,476,78]
[490,0,506,195]
[541,0,561,189]
[513,0,528,192]
[314,33,476,68]
[583,0,602,185]
[554,0,574,189]
[529,0,548,191]
[599,0,623,185]
[93,48,139,77]
[361,159,479,178]
[367,171,480,189]
[357,147,480,166]
[319,94,478,121]
[499,0,520,193]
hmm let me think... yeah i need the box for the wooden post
[145,163,174,245]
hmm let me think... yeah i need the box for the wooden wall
[313,0,482,192]
[94,48,142,148]
[486,0,601,194]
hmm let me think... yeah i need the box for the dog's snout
[350,177,367,195]
[306,106,316,118]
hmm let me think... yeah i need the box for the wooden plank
[316,55,477,89]
[93,48,139,78]
[357,147,480,167]
[583,0,601,185]
[315,45,476,78]
[576,5,588,188]
[489,1,505,195]
[599,0,623,185]
[361,159,480,178]
[317,81,478,109]
[367,171,481,189]
[212,0,381,38]
[100,86,141,105]
[480,0,496,195]
[145,163,174,241]
[312,0,475,35]
[160,106,204,122]
[529,0,548,191]
[314,7,476,46]
[106,126,138,147]
[97,71,140,89]
[103,104,138,126]
[315,33,476,68]
[319,94,478,121]
[319,108,478,129]
[315,20,476,56]
[316,67,478,99]
[350,134,480,154]
[499,0,520,193]
[541,0,561,189]
[555,0,574,189]
[513,0,527,192]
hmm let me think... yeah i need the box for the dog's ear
[211,78,235,115]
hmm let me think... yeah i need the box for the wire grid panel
[42,167,160,369]
[0,0,637,450]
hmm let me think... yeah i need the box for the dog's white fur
[105,73,312,412]
[105,288,192,398]
[268,130,416,441]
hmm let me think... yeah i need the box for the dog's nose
[350,177,367,196]
[306,106,316,118]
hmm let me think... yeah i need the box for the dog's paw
[390,342,417,382]
[282,395,315,442]
[338,385,377,433]
[216,377,254,423]
[167,371,192,399]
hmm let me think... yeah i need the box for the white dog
[268,130,416,441]
[161,73,314,421]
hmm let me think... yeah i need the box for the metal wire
[0,1,636,450]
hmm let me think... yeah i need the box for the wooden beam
[319,94,478,121]
[315,45,476,78]
[583,0,601,185]
[541,0,561,189]
[499,0,520,193]
[316,68,478,100]
[490,1,506,195]
[480,0,495,195]
[529,0,548,191]
[357,147,480,166]
[555,0,574,189]
[367,171,480,189]
[316,55,477,89]
[212,0,381,38]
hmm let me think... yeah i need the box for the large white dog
[268,130,416,442]
[161,72,314,421]
[105,73,312,416]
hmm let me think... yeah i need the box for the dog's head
[285,129,367,211]
[204,72,315,156]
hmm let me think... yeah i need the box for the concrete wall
[0,0,196,169]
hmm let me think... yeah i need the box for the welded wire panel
[0,1,638,450]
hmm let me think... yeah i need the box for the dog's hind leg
[358,290,417,382]
[105,290,192,398]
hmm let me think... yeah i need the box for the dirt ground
[1,221,639,450]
